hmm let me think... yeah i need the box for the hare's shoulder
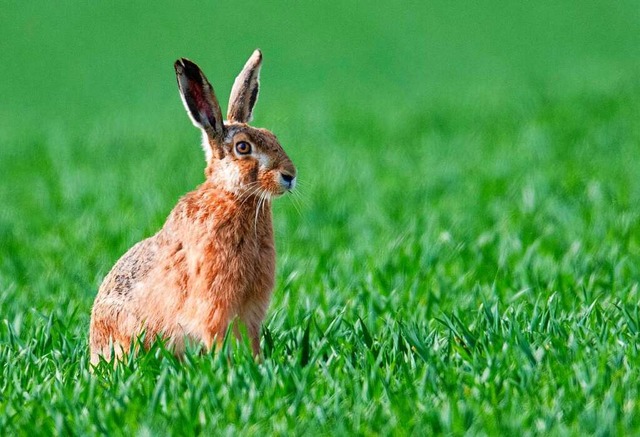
[98,235,161,298]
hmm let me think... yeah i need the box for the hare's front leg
[198,303,235,353]
[239,296,270,356]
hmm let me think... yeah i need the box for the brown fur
[89,51,296,366]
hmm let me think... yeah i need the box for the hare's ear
[175,58,225,152]
[227,49,262,123]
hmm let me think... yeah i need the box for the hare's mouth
[269,186,289,197]
[254,172,296,197]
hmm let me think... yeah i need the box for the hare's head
[175,50,296,197]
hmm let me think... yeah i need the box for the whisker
[237,183,264,209]
[291,187,311,209]
[262,193,271,218]
[288,192,303,218]
[254,191,265,237]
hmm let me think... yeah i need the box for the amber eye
[235,141,252,155]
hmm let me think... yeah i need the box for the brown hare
[89,50,296,366]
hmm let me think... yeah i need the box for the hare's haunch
[89,50,296,365]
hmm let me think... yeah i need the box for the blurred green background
[2,1,638,123]
[2,1,640,434]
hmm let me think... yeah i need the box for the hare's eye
[235,141,252,155]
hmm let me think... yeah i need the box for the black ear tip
[175,58,202,79]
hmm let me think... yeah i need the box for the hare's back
[97,236,159,299]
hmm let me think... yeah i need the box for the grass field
[2,1,640,434]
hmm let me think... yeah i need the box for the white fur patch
[216,157,242,193]
[200,130,212,162]
[255,151,270,168]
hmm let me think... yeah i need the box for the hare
[89,50,296,366]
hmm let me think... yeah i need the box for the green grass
[2,1,640,435]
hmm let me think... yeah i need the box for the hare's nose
[280,172,296,190]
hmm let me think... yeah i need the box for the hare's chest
[195,228,275,293]
[232,233,276,293]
